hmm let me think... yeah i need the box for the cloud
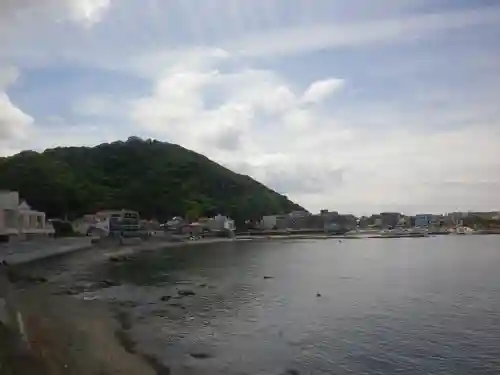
[302,79,345,104]
[228,5,500,57]
[130,51,347,159]
[0,66,20,88]
[0,0,111,27]
[0,66,33,143]
[67,0,111,26]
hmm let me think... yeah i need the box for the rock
[189,352,212,359]
[54,288,80,296]
[32,276,48,284]
[109,255,132,263]
[316,292,322,297]
[160,295,171,301]
[263,276,274,279]
[199,283,208,287]
[177,290,196,297]
[100,279,118,287]
[282,369,300,375]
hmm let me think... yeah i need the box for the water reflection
[104,236,500,375]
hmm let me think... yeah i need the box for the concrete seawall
[0,237,93,265]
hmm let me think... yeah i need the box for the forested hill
[0,137,304,223]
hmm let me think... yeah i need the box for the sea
[69,236,500,374]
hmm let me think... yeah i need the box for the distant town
[2,189,500,244]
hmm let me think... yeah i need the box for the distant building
[0,191,54,241]
[380,212,401,229]
[447,212,469,225]
[207,214,236,232]
[415,214,433,227]
[340,214,358,230]
[261,215,279,230]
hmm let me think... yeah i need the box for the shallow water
[101,236,500,374]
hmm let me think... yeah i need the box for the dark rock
[178,289,196,297]
[282,369,300,375]
[100,279,118,287]
[32,276,48,284]
[316,292,322,297]
[54,288,80,296]
[160,295,172,301]
[109,255,132,263]
[190,352,212,359]
[199,283,208,287]
[152,309,169,317]
[263,276,274,279]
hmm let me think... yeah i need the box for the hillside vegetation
[0,137,303,224]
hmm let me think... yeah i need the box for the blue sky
[1,0,499,215]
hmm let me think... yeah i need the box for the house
[261,215,278,230]
[380,212,401,229]
[0,191,54,242]
[415,214,432,227]
[207,214,236,232]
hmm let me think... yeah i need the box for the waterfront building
[207,214,236,232]
[415,214,433,227]
[380,212,401,229]
[261,215,278,230]
[0,191,54,242]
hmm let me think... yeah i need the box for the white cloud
[0,92,33,140]
[302,79,345,104]
[0,0,111,27]
[67,0,111,26]
[0,66,33,145]
[130,51,347,158]
[228,5,500,57]
[0,66,20,89]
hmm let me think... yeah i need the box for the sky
[1,0,499,215]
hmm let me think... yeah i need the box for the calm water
[101,236,500,374]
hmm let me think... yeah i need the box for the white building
[0,191,54,241]
[207,214,236,232]
[261,215,278,230]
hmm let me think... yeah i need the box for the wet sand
[1,284,162,375]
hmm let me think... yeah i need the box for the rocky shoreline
[0,240,176,374]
